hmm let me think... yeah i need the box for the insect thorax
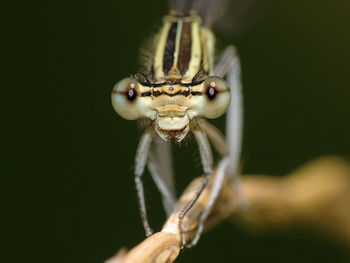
[139,14,216,141]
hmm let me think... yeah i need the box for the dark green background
[13,0,350,262]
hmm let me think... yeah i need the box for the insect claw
[146,228,154,237]
[180,233,186,250]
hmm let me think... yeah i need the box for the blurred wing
[215,0,259,34]
[169,0,259,34]
[148,140,176,215]
[225,54,247,208]
[169,0,227,27]
[225,54,242,174]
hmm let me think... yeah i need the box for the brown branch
[106,157,350,263]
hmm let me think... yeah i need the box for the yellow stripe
[171,19,183,72]
[183,19,201,82]
[201,29,209,74]
[153,19,172,80]
[153,15,215,82]
[203,28,215,75]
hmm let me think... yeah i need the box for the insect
[111,0,244,248]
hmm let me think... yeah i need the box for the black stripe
[141,90,203,97]
[153,90,190,97]
[178,21,192,75]
[163,22,178,74]
[138,79,205,87]
[141,92,152,97]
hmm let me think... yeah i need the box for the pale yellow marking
[200,29,209,73]
[155,105,188,117]
[168,18,183,76]
[139,84,152,93]
[153,84,188,94]
[153,20,172,80]
[203,28,215,75]
[191,83,204,93]
[183,18,202,82]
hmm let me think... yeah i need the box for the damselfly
[112,0,244,248]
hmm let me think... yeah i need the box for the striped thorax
[112,12,231,141]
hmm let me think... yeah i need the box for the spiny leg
[188,47,246,247]
[186,120,228,248]
[135,125,155,236]
[199,119,227,156]
[179,119,213,248]
[189,156,230,247]
[148,140,177,216]
[186,118,233,247]
[215,44,246,207]
[191,120,213,175]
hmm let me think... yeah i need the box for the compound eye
[111,77,142,120]
[202,76,231,118]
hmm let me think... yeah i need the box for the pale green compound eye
[201,76,231,119]
[111,77,143,120]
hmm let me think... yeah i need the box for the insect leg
[199,119,227,156]
[189,156,230,247]
[191,120,214,174]
[178,120,213,248]
[225,52,247,209]
[135,126,155,236]
[185,120,228,247]
[148,141,177,215]
[188,49,246,247]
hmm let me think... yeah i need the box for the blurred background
[12,0,350,262]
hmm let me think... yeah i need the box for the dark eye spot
[126,88,137,101]
[206,86,217,100]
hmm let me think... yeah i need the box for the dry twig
[106,157,350,263]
